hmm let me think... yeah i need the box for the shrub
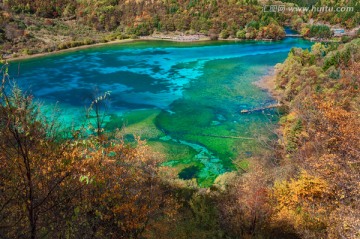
[57,42,75,50]
[209,33,218,40]
[308,25,332,39]
[83,38,95,45]
[70,41,83,48]
[219,29,230,39]
[328,68,341,79]
[341,35,351,43]
[236,29,246,39]
[22,48,31,55]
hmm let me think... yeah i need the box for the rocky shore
[139,33,210,42]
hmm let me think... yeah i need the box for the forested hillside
[0,0,359,238]
[212,38,360,239]
[2,0,288,35]
[292,0,359,28]
[271,38,360,238]
[287,0,359,38]
[1,0,294,57]
[1,0,359,57]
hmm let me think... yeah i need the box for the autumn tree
[67,136,178,238]
[271,171,332,238]
[0,64,178,238]
[218,160,273,238]
[271,39,360,238]
[0,63,84,238]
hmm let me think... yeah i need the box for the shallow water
[10,38,312,186]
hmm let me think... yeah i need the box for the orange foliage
[0,71,178,238]
[272,171,331,236]
[272,40,360,238]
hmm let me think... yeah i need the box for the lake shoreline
[7,36,214,62]
[6,39,136,62]
[253,69,282,101]
[6,34,289,62]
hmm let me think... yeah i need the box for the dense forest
[271,38,360,238]
[1,0,360,238]
[0,0,290,57]
[1,0,359,57]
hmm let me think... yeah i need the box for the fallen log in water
[197,134,255,140]
[240,103,281,114]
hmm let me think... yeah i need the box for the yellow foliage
[272,170,331,234]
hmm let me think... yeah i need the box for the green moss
[155,102,214,133]
[234,159,250,171]
[149,140,198,164]
[106,109,164,139]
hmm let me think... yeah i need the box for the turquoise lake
[9,38,312,186]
